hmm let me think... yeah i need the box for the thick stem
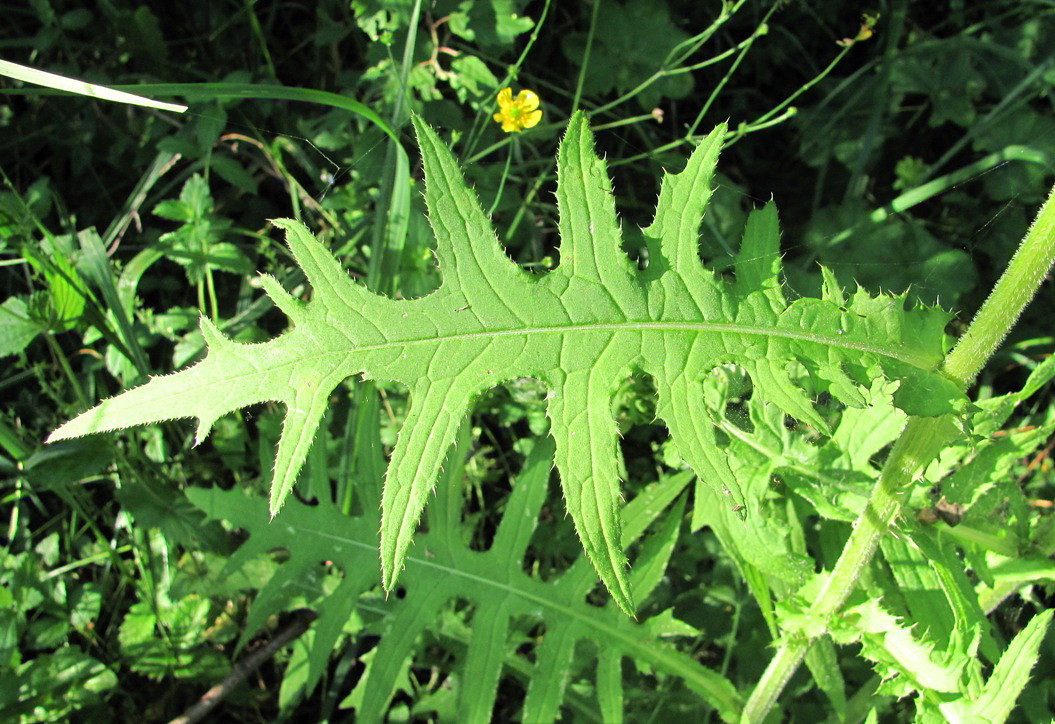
[741,181,1055,722]
[742,417,954,721]
[943,182,1055,387]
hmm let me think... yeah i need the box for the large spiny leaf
[187,437,743,721]
[49,111,962,615]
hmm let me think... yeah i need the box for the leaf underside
[50,111,961,614]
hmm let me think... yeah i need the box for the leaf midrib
[308,319,933,369]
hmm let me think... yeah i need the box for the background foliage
[2,0,1054,721]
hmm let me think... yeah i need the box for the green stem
[741,181,1055,722]
[739,41,854,134]
[688,7,775,138]
[45,332,87,409]
[570,0,601,116]
[589,3,749,119]
[943,182,1055,386]
[243,0,278,82]
[366,0,419,293]
[486,141,514,217]
[462,0,551,160]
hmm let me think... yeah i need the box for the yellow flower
[493,87,542,133]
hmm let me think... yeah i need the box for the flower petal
[515,90,540,112]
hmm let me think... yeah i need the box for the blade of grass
[0,59,187,113]
[108,83,399,146]
[3,81,400,147]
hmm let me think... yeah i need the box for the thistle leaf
[186,438,743,721]
[50,111,963,615]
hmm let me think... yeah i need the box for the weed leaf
[50,112,963,614]
[186,438,743,721]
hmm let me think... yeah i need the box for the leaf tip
[614,592,637,619]
[380,554,402,596]
[199,315,228,350]
[45,424,73,444]
[268,493,284,520]
[587,538,637,617]
[193,416,216,446]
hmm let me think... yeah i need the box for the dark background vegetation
[2,0,1054,720]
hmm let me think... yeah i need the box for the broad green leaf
[0,297,43,357]
[20,243,89,334]
[881,525,999,664]
[0,647,117,720]
[38,248,88,332]
[49,112,963,615]
[117,596,228,681]
[881,533,966,651]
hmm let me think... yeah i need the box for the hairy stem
[943,183,1055,386]
[741,181,1055,722]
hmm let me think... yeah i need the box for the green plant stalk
[45,331,87,409]
[737,41,855,135]
[943,182,1055,386]
[689,5,776,138]
[919,57,1053,186]
[485,141,515,216]
[243,0,278,81]
[366,0,418,292]
[741,180,1055,722]
[590,0,750,119]
[807,146,1054,255]
[460,0,551,160]
[569,0,601,115]
[740,416,955,721]
[726,106,797,140]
